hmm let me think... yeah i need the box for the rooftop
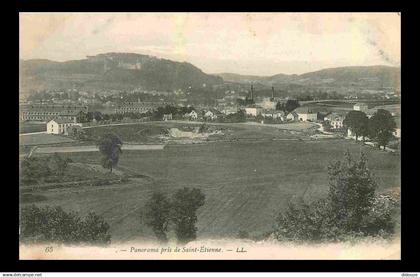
[48,118,76,124]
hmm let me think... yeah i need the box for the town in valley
[19,13,401,259]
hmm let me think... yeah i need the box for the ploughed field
[23,136,401,242]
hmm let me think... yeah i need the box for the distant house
[47,118,81,135]
[185,110,198,120]
[286,111,299,121]
[294,107,317,122]
[163,113,173,121]
[325,113,345,129]
[222,107,239,115]
[353,103,368,112]
[261,110,285,121]
[203,110,220,121]
[115,99,166,114]
[244,106,262,117]
[393,116,401,138]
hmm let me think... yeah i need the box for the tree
[326,151,377,233]
[276,102,284,111]
[274,151,396,242]
[76,111,89,123]
[368,109,396,150]
[284,100,300,113]
[171,187,205,244]
[144,192,172,242]
[96,133,123,172]
[343,111,369,142]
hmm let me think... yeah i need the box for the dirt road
[34,144,165,154]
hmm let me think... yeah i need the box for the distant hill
[20,53,223,92]
[20,53,400,94]
[216,66,401,89]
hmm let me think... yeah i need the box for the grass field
[20,133,75,146]
[19,122,47,134]
[24,135,401,242]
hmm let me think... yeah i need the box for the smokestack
[271,87,275,100]
[251,84,254,101]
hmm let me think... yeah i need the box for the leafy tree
[76,111,89,123]
[144,192,172,242]
[284,100,300,113]
[327,151,377,232]
[171,187,205,244]
[368,109,396,149]
[275,198,331,242]
[274,151,396,242]
[96,133,123,172]
[343,111,369,142]
[276,102,284,111]
[20,205,111,244]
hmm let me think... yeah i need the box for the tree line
[344,109,397,149]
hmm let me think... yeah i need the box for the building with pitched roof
[20,104,88,122]
[294,107,317,122]
[46,118,82,135]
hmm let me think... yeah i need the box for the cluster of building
[182,109,224,121]
[46,118,83,135]
[114,99,171,114]
[19,104,88,122]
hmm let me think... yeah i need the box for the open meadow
[21,121,401,242]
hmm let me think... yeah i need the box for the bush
[237,230,250,239]
[20,154,70,185]
[20,205,111,245]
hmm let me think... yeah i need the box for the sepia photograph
[18,12,401,260]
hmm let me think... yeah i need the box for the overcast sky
[20,13,401,76]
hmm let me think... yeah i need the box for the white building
[325,113,345,129]
[185,110,198,120]
[163,114,173,121]
[222,107,239,115]
[353,103,369,112]
[245,106,262,117]
[204,110,218,121]
[261,110,285,121]
[286,112,299,121]
[393,116,401,138]
[294,107,317,122]
[47,119,81,135]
